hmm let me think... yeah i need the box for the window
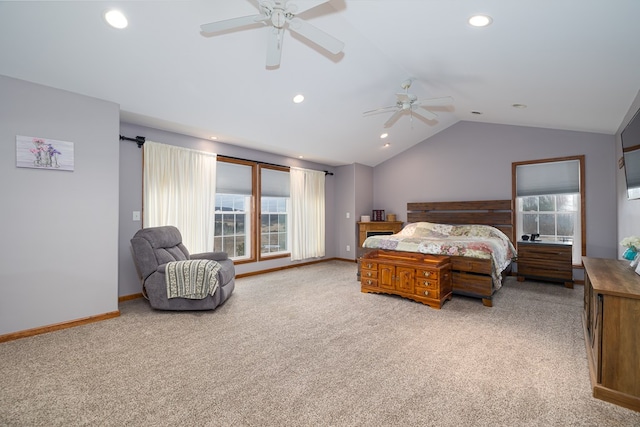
[214,159,292,262]
[513,156,585,265]
[214,159,254,261]
[214,193,250,259]
[260,167,290,257]
[261,197,289,254]
[518,194,578,240]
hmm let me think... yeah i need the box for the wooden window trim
[258,164,291,261]
[512,155,586,265]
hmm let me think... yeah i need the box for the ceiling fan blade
[413,108,437,120]
[266,28,284,67]
[200,14,265,34]
[384,110,404,128]
[363,105,397,115]
[416,96,454,107]
[288,17,344,54]
[293,0,331,14]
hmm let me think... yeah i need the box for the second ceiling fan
[364,79,454,128]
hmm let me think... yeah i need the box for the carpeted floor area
[1,260,639,426]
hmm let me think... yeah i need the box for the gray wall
[118,123,337,297]
[0,75,119,336]
[617,89,640,257]
[334,164,356,260]
[333,162,374,261]
[372,121,618,260]
[354,163,374,223]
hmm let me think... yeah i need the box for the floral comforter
[362,222,517,290]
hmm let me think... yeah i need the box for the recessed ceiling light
[298,155,304,159]
[210,136,218,140]
[468,14,492,27]
[383,143,391,148]
[380,133,388,139]
[293,94,304,103]
[104,10,128,29]
[471,111,483,115]
[512,103,528,109]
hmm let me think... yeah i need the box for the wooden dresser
[582,257,640,412]
[360,249,452,309]
[517,240,573,288]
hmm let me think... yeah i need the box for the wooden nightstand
[517,240,573,288]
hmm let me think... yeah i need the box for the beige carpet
[1,260,639,426]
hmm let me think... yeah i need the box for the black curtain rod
[219,155,334,176]
[119,134,146,148]
[119,137,333,176]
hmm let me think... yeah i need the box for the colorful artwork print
[16,135,74,171]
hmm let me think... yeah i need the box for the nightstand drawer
[518,258,571,272]
[518,244,572,260]
[518,265,572,280]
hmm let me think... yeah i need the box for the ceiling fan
[200,0,344,68]
[364,79,454,128]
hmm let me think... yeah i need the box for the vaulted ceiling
[2,1,640,166]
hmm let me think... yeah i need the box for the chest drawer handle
[424,290,430,296]
[366,263,372,269]
[423,271,431,277]
[366,279,373,285]
[366,271,372,277]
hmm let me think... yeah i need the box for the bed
[361,200,517,307]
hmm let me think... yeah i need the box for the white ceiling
[2,1,640,167]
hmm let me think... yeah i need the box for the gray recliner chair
[130,226,235,311]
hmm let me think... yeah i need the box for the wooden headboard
[407,200,514,243]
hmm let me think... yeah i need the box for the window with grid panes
[513,156,584,264]
[214,160,254,260]
[260,167,290,256]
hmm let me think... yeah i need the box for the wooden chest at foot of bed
[360,250,452,309]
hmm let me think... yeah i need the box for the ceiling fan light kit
[200,0,344,68]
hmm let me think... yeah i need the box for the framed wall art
[16,135,74,171]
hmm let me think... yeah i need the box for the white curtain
[290,167,325,260]
[143,141,217,253]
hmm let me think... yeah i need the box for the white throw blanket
[165,259,221,299]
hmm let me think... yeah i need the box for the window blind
[216,161,252,195]
[624,149,640,188]
[516,160,580,197]
[261,168,290,197]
